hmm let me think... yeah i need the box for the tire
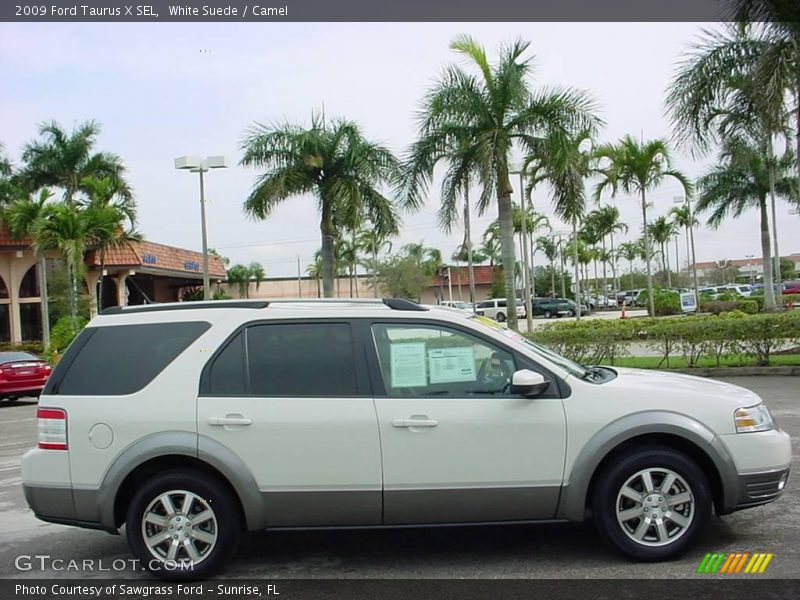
[592,447,712,562]
[496,312,506,322]
[568,310,575,317]
[543,310,552,319]
[126,470,242,580]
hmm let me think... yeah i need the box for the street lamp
[174,155,228,300]
[674,195,699,304]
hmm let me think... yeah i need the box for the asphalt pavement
[0,376,796,579]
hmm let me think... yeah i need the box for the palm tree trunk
[641,189,655,316]
[684,226,690,274]
[674,236,679,286]
[601,237,608,303]
[572,218,581,319]
[760,196,777,312]
[320,200,335,298]
[497,173,518,329]
[464,187,477,309]
[550,259,556,298]
[664,242,671,288]
[372,242,378,298]
[629,259,634,291]
[610,234,618,293]
[68,261,78,335]
[559,241,567,299]
[767,145,782,304]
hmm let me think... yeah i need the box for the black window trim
[362,318,568,400]
[198,318,372,398]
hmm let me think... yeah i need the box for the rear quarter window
[46,321,210,396]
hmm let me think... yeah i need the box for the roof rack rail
[382,298,428,311]
[101,300,270,315]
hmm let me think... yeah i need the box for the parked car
[617,289,642,307]
[0,351,50,402]
[531,297,573,319]
[22,299,791,579]
[475,298,525,322]
[721,285,752,297]
[697,286,721,300]
[438,300,473,313]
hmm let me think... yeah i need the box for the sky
[1,22,799,277]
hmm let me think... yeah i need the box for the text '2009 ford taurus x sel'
[22,299,790,579]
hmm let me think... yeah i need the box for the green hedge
[0,341,45,354]
[749,293,800,311]
[528,310,800,367]
[699,300,759,315]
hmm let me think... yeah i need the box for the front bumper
[731,468,790,511]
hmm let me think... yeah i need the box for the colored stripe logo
[697,552,774,574]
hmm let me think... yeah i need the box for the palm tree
[617,241,641,291]
[357,226,393,298]
[695,137,798,311]
[80,176,140,311]
[648,215,677,287]
[240,115,401,298]
[526,129,598,319]
[670,204,699,279]
[226,262,266,299]
[666,20,797,295]
[535,236,558,297]
[591,204,628,294]
[306,253,324,297]
[580,213,603,297]
[3,188,54,348]
[20,120,130,204]
[480,226,502,267]
[594,136,691,316]
[403,35,599,329]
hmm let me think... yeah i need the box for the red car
[0,352,51,402]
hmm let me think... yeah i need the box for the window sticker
[390,342,427,388]
[428,346,476,384]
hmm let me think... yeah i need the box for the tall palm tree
[240,115,401,298]
[696,137,798,311]
[670,204,699,278]
[357,226,393,298]
[535,236,558,297]
[594,136,691,316]
[648,215,677,287]
[403,34,599,329]
[527,129,598,319]
[617,241,641,291]
[666,20,797,295]
[591,204,628,293]
[3,188,54,348]
[80,176,140,311]
[580,213,603,297]
[20,120,130,204]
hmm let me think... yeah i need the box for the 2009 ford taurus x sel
[22,299,791,579]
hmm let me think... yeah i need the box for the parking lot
[0,376,797,579]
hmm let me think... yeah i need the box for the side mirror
[510,369,549,397]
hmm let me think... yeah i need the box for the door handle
[392,418,438,428]
[207,415,252,426]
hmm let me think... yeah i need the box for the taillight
[37,408,67,450]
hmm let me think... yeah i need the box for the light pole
[674,195,699,305]
[175,155,228,300]
[745,254,755,286]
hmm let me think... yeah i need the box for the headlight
[734,404,775,433]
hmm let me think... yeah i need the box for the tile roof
[85,240,227,278]
[430,265,498,287]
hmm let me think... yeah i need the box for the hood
[608,366,763,409]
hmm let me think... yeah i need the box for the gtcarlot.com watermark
[14,553,190,572]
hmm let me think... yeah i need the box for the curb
[671,366,800,377]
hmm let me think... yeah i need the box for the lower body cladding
[733,468,790,511]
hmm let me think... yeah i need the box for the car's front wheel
[126,470,242,580]
[496,312,506,322]
[544,310,553,319]
[592,447,712,561]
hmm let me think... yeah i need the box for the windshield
[466,315,588,378]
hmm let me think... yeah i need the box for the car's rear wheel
[544,310,553,319]
[126,470,241,580]
[567,310,575,317]
[496,312,506,322]
[592,447,711,561]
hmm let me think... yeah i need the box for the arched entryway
[0,275,9,343]
[18,265,42,341]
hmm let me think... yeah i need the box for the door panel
[369,322,567,524]
[197,396,382,526]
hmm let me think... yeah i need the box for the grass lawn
[599,354,800,369]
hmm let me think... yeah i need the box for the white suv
[23,299,790,579]
[475,298,525,322]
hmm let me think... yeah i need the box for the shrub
[699,300,758,315]
[50,315,88,353]
[636,288,681,316]
[0,341,45,354]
